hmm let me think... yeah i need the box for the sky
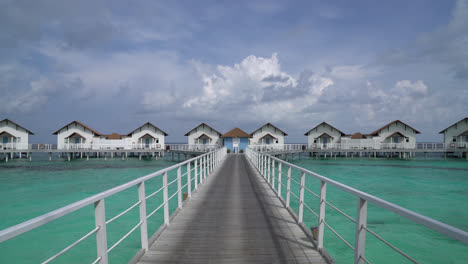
[1,0,467,143]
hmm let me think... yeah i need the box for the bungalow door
[3,137,8,144]
[323,137,328,148]
[266,138,270,144]
[145,138,150,148]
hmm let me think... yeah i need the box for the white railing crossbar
[41,226,100,264]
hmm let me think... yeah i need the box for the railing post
[203,155,206,181]
[278,162,282,196]
[267,156,271,183]
[317,181,327,249]
[177,166,182,209]
[286,166,291,208]
[138,182,149,251]
[355,198,368,264]
[163,172,169,225]
[194,159,198,189]
[187,162,192,198]
[94,199,108,264]
[298,172,305,223]
[272,159,276,191]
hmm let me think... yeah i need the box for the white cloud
[394,80,428,96]
[181,53,334,122]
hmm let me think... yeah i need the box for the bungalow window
[275,140,278,143]
[406,138,409,142]
[156,139,159,143]
[393,137,398,143]
[453,137,457,142]
[313,139,317,143]
[466,136,468,142]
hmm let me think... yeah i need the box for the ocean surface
[1,153,467,263]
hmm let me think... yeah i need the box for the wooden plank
[136,154,327,264]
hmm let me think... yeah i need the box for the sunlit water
[1,153,467,263]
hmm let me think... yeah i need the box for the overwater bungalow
[439,117,468,148]
[0,119,34,150]
[127,122,168,150]
[250,123,287,146]
[184,123,222,146]
[305,120,420,149]
[304,122,345,148]
[221,127,251,153]
[54,121,167,150]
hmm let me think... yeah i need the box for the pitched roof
[0,119,34,135]
[53,121,101,135]
[184,123,222,136]
[259,133,278,140]
[65,132,86,139]
[370,120,420,135]
[351,132,366,139]
[304,122,345,136]
[221,127,252,138]
[138,133,158,139]
[250,123,288,136]
[128,122,168,136]
[439,117,468,134]
[195,133,213,140]
[0,131,16,137]
[315,132,334,139]
[385,132,407,139]
[457,130,468,137]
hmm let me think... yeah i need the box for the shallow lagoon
[0,154,467,263]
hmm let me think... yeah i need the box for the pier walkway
[138,154,326,264]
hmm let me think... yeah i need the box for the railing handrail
[252,148,468,244]
[0,148,224,244]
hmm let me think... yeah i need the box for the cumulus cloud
[181,53,334,122]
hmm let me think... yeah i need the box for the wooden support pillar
[49,152,52,161]
[67,153,71,162]
[29,153,32,161]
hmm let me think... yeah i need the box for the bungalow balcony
[0,142,29,150]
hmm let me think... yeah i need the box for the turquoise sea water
[282,156,468,264]
[1,154,467,263]
[0,154,192,264]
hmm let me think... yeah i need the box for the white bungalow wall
[375,122,418,148]
[129,127,166,149]
[56,123,96,149]
[442,119,468,147]
[251,125,285,145]
[92,138,133,150]
[306,124,342,147]
[0,120,30,150]
[187,126,221,145]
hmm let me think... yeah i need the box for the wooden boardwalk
[137,154,327,264]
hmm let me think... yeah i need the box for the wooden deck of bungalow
[136,154,328,264]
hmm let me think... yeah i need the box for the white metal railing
[166,144,219,152]
[249,144,305,152]
[60,143,165,150]
[245,147,468,264]
[0,143,29,150]
[0,147,227,264]
[250,142,468,152]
